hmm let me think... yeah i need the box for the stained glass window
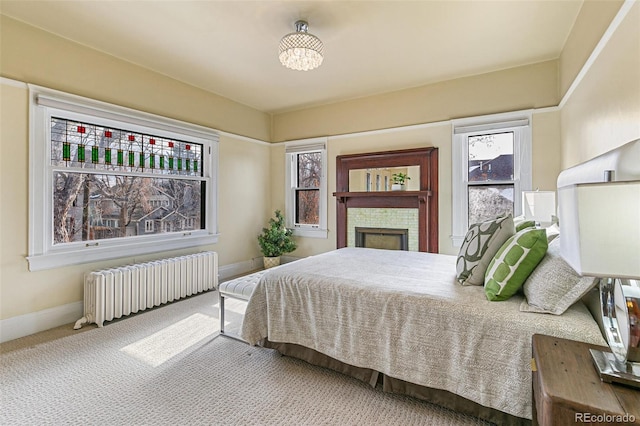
[50,117,202,177]
[49,117,206,245]
[28,86,219,271]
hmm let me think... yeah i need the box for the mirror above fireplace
[348,166,420,192]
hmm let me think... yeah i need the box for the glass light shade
[279,21,324,71]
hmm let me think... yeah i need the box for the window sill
[292,228,328,239]
[27,233,219,271]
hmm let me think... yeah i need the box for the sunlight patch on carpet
[120,313,216,367]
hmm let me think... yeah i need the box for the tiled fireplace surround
[347,208,419,251]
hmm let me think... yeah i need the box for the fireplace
[355,227,409,251]
[333,147,439,253]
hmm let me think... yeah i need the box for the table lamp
[559,179,640,388]
[522,190,556,226]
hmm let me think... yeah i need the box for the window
[285,138,328,238]
[452,112,532,247]
[28,85,219,271]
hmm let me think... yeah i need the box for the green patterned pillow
[456,214,515,286]
[484,228,548,301]
[513,216,535,232]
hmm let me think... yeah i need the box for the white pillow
[520,238,598,315]
[545,223,560,243]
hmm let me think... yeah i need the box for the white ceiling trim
[559,0,636,109]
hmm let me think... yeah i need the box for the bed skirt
[262,339,531,426]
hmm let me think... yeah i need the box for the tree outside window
[51,117,204,244]
[294,151,321,225]
[467,132,514,225]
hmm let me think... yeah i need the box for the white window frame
[27,85,219,271]
[451,111,532,247]
[285,137,328,239]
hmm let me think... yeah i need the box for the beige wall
[0,13,274,322]
[272,60,559,142]
[0,81,272,320]
[560,1,640,167]
[0,16,271,142]
[559,0,624,98]
[270,58,563,258]
[532,110,562,192]
[277,112,561,259]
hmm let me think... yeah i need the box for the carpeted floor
[0,291,493,425]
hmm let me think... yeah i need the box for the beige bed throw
[241,247,605,420]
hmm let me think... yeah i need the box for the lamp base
[590,349,640,389]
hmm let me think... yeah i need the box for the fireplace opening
[355,227,409,251]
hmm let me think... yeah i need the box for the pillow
[456,214,515,286]
[484,228,548,301]
[545,223,560,243]
[513,215,535,232]
[520,238,598,314]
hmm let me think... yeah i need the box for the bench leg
[219,292,225,335]
[218,292,248,343]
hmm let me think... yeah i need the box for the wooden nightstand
[532,334,640,425]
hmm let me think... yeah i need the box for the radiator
[74,251,217,329]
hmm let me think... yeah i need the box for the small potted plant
[257,210,297,269]
[391,172,411,191]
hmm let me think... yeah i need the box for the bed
[240,140,639,424]
[241,247,605,424]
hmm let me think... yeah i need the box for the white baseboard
[218,256,302,280]
[0,256,302,344]
[218,258,263,280]
[0,301,83,344]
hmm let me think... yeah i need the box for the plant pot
[263,256,281,269]
[391,184,405,191]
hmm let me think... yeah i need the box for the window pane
[468,184,514,225]
[53,172,202,244]
[51,117,203,177]
[295,189,319,225]
[297,152,321,188]
[468,132,513,182]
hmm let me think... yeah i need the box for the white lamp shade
[522,191,556,224]
[559,180,640,278]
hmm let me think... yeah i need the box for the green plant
[257,210,297,257]
[391,172,411,185]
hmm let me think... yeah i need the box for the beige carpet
[0,291,493,425]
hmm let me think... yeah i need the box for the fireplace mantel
[334,147,438,253]
[333,191,431,207]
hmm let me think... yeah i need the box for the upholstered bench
[218,269,267,339]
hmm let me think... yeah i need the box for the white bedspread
[240,247,606,420]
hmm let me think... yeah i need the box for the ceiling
[0,1,584,114]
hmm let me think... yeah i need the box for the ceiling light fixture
[279,20,324,71]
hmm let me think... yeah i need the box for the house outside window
[27,85,219,271]
[285,138,328,238]
[451,111,532,247]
